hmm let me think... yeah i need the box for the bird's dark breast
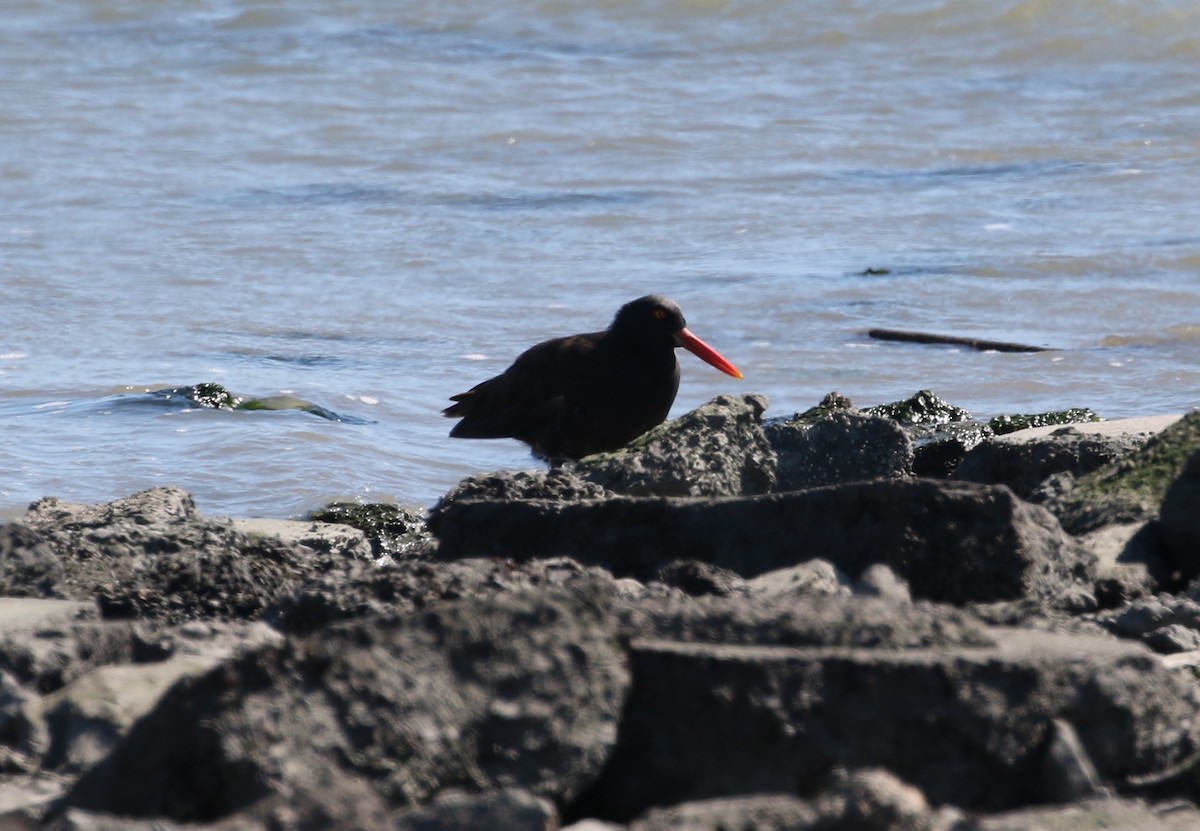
[538,346,680,459]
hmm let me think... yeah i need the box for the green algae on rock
[1047,411,1200,534]
[864,389,972,426]
[180,382,241,410]
[767,391,1108,481]
[989,408,1101,435]
[775,390,972,429]
[308,502,432,560]
[776,392,857,427]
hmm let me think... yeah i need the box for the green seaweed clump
[309,502,431,560]
[183,382,242,410]
[988,408,1100,436]
[864,390,971,426]
[236,394,348,421]
[779,392,857,427]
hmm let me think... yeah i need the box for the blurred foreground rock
[430,479,1094,605]
[0,396,1197,829]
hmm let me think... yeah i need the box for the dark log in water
[867,328,1053,353]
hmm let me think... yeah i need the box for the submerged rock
[141,383,367,422]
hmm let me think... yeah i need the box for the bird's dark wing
[443,332,600,442]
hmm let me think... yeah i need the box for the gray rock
[47,809,188,830]
[1142,623,1200,655]
[573,629,1200,819]
[854,564,912,604]
[437,469,612,507]
[812,768,941,831]
[7,487,393,624]
[574,394,776,497]
[26,486,197,528]
[59,582,628,822]
[1102,596,1178,637]
[975,797,1199,831]
[37,657,224,775]
[0,525,67,600]
[628,793,818,831]
[966,598,1108,638]
[744,560,852,601]
[766,410,913,491]
[50,785,395,831]
[230,517,374,562]
[431,479,1094,605]
[622,770,957,831]
[12,487,373,623]
[15,479,1200,830]
[393,788,557,831]
[652,560,747,598]
[562,821,624,831]
[1080,521,1167,606]
[619,593,994,651]
[270,554,620,635]
[0,615,280,781]
[1036,718,1106,803]
[1091,594,1200,654]
[0,670,48,775]
[0,599,129,694]
[954,426,1148,500]
[0,773,72,828]
[1160,448,1200,581]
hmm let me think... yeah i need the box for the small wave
[440,188,654,213]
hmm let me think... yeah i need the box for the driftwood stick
[867,328,1053,353]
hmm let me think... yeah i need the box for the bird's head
[611,295,742,379]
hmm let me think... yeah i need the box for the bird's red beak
[677,328,743,379]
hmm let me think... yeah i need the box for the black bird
[443,295,742,462]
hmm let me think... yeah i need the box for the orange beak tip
[678,328,743,381]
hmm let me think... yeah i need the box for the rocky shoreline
[1,391,1199,829]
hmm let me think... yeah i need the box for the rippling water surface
[2,0,1199,518]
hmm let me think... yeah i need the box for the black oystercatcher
[443,295,742,461]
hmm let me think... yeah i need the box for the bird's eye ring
[653,309,667,320]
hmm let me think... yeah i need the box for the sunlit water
[3,0,1199,519]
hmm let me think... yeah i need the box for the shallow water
[2,0,1199,518]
